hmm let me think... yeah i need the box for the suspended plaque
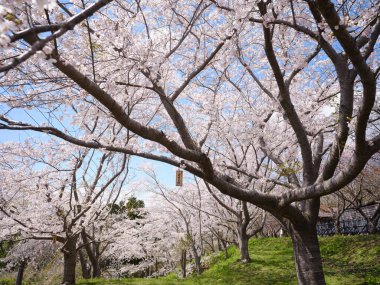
[176,169,183,186]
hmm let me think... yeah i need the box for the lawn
[1,235,379,285]
[76,234,380,285]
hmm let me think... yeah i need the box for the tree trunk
[238,201,251,263]
[91,259,101,278]
[371,204,380,233]
[81,229,101,278]
[237,228,250,263]
[180,250,186,278]
[368,205,380,234]
[92,241,101,277]
[62,235,78,285]
[193,253,201,275]
[191,243,202,275]
[368,219,378,234]
[78,248,91,279]
[15,260,26,285]
[217,238,222,251]
[155,258,158,278]
[221,240,228,259]
[289,223,326,285]
[335,213,343,234]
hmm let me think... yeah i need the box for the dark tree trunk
[289,223,326,285]
[368,205,380,233]
[368,220,378,234]
[81,229,101,278]
[78,248,91,279]
[193,254,201,275]
[217,238,222,251]
[237,227,250,263]
[191,243,202,275]
[62,235,78,285]
[91,260,101,278]
[180,250,186,278]
[335,213,343,234]
[221,240,229,259]
[92,241,101,277]
[15,260,26,285]
[371,205,380,233]
[155,258,158,278]
[238,201,251,263]
[209,237,214,253]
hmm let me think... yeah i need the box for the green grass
[320,235,380,284]
[2,235,379,285]
[77,235,380,285]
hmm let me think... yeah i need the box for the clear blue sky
[0,107,186,202]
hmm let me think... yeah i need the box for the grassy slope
[2,235,379,285]
[78,235,380,285]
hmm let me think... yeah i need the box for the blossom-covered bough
[0,0,379,284]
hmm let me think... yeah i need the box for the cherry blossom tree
[144,170,266,267]
[80,196,146,278]
[0,140,128,284]
[145,177,206,276]
[1,0,380,284]
[102,203,184,278]
[0,240,58,285]
[203,182,266,263]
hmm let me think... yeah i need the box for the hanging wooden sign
[176,169,183,186]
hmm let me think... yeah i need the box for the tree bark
[193,253,201,275]
[62,235,78,285]
[92,241,101,277]
[191,242,202,275]
[237,229,250,263]
[155,258,158,278]
[335,212,343,235]
[238,201,252,263]
[221,240,229,259]
[180,250,186,278]
[289,223,326,285]
[368,220,378,234]
[81,229,101,278]
[371,204,380,233]
[78,247,91,279]
[15,260,26,285]
[217,238,222,252]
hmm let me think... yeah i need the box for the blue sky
[0,107,184,202]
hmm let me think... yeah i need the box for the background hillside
[75,235,380,285]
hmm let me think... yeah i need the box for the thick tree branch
[316,0,377,152]
[258,1,314,185]
[0,115,204,177]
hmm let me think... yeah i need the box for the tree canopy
[0,0,379,284]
